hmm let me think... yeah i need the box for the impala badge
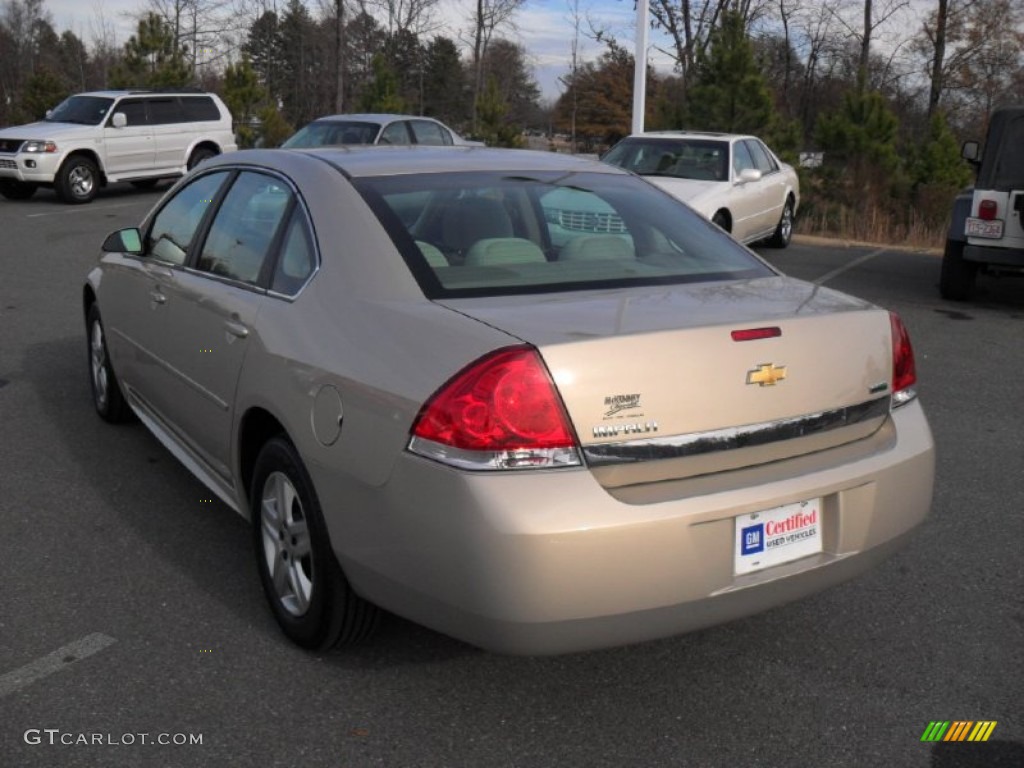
[746,363,787,387]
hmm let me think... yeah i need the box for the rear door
[147,97,188,170]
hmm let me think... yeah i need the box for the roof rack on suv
[123,87,207,94]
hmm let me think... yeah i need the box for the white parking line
[0,633,116,698]
[813,247,888,285]
[811,247,892,286]
[26,201,150,219]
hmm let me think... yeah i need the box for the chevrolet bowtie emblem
[746,363,787,387]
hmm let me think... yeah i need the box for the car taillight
[978,199,998,220]
[889,312,917,407]
[408,346,581,470]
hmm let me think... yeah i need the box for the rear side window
[411,120,451,146]
[271,209,316,295]
[180,96,221,122]
[147,172,230,265]
[147,98,184,125]
[198,172,292,284]
[379,122,412,145]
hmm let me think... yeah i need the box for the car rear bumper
[964,243,1024,267]
[316,400,935,655]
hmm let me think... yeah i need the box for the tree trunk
[858,0,872,92]
[335,0,344,112]
[928,0,948,116]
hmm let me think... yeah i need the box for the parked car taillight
[978,199,998,220]
[890,312,917,407]
[408,346,581,470]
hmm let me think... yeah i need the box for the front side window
[114,99,147,127]
[197,172,292,284]
[354,171,774,298]
[745,140,778,174]
[732,141,756,175]
[147,172,229,265]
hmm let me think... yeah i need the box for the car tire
[130,179,160,190]
[56,155,99,204]
[712,211,730,232]
[766,198,795,248]
[0,180,37,200]
[939,239,977,301]
[187,147,216,170]
[251,437,379,650]
[86,304,132,423]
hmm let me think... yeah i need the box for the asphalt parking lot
[1,184,1022,768]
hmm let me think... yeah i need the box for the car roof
[73,89,215,98]
[627,131,749,141]
[307,113,442,124]
[207,146,629,179]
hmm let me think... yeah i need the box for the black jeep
[942,106,1024,300]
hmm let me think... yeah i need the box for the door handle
[224,320,249,339]
[149,290,166,304]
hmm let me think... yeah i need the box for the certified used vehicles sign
[735,499,822,575]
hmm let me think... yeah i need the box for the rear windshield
[993,115,1024,189]
[352,171,774,298]
[45,95,115,126]
[282,121,380,148]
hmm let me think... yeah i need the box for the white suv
[0,89,237,204]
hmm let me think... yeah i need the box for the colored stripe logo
[920,721,998,742]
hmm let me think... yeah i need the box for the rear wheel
[56,155,99,204]
[766,198,795,248]
[939,239,977,301]
[86,304,132,423]
[251,437,379,650]
[0,180,37,200]
[187,147,216,170]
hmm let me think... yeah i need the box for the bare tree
[467,0,525,129]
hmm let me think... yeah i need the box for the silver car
[84,147,934,655]
[281,113,482,149]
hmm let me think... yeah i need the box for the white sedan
[603,131,800,247]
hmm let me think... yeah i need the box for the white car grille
[557,210,627,234]
[0,158,17,170]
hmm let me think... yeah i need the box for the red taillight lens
[410,346,579,468]
[978,199,998,220]
[889,312,917,405]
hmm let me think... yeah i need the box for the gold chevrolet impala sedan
[83,147,934,655]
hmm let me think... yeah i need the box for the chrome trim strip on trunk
[583,396,891,467]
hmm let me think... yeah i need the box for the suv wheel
[939,239,977,301]
[56,155,99,204]
[187,147,216,170]
[0,180,38,200]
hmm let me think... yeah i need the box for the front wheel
[939,239,977,301]
[766,198,795,248]
[56,155,99,204]
[0,180,37,200]
[251,437,379,650]
[86,304,132,423]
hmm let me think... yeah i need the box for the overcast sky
[41,0,681,101]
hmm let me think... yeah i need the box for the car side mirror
[102,227,143,254]
[737,168,762,184]
[961,140,981,166]
[111,112,127,129]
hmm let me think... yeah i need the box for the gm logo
[740,523,764,556]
